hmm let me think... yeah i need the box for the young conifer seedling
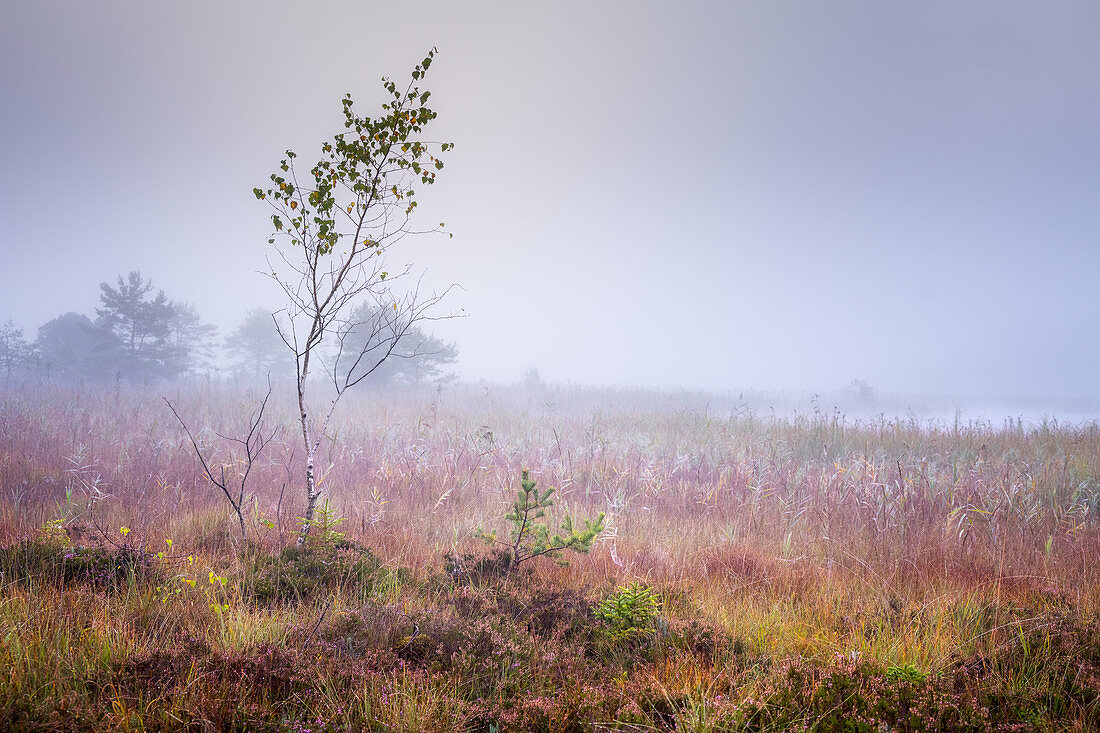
[476,470,605,571]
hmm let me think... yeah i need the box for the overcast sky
[2,1,1098,401]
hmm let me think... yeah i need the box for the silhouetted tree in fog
[0,320,34,380]
[30,272,216,382]
[168,301,219,375]
[95,271,186,380]
[36,313,121,380]
[225,308,291,379]
[336,301,457,387]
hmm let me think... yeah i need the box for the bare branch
[164,380,275,543]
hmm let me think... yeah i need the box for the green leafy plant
[594,582,661,641]
[476,469,605,571]
[242,498,405,603]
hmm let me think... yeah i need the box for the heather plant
[442,547,514,585]
[475,469,605,571]
[0,538,154,590]
[244,544,383,604]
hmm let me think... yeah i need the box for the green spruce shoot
[477,469,605,571]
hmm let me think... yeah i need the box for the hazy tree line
[0,271,456,385]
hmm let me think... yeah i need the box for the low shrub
[243,541,384,604]
[0,539,156,589]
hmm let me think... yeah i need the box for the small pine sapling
[595,582,661,640]
[298,499,348,547]
[476,469,605,571]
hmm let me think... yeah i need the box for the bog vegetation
[1,380,1098,731]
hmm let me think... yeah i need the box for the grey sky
[2,1,1098,400]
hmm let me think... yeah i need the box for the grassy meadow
[1,380,1099,731]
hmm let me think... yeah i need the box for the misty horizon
[3,2,1099,406]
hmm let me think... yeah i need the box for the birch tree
[255,49,453,541]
